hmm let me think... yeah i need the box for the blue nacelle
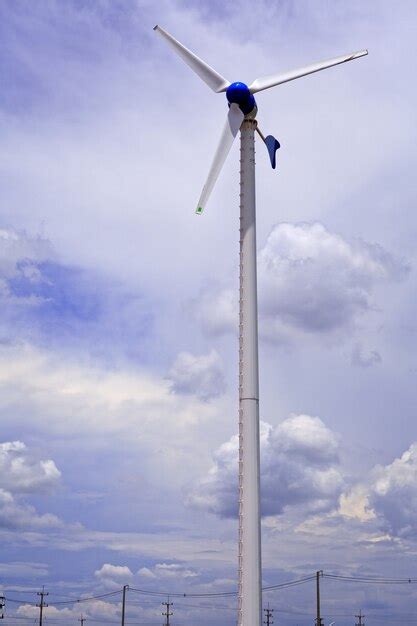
[226,82,257,116]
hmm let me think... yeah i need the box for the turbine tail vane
[256,126,280,169]
[196,103,244,214]
[249,49,368,94]
[153,25,230,93]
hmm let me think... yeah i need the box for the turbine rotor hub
[226,82,257,116]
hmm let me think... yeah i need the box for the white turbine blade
[196,103,244,214]
[249,49,368,94]
[154,25,230,93]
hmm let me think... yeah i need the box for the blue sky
[1,1,417,624]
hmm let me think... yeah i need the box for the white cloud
[0,228,53,280]
[338,443,417,539]
[187,415,343,518]
[0,487,62,530]
[0,228,53,313]
[0,341,227,525]
[194,223,409,344]
[137,566,157,579]
[0,440,61,494]
[0,342,218,446]
[138,562,198,580]
[192,288,237,337]
[168,349,226,400]
[339,485,376,522]
[367,443,417,538]
[17,598,120,621]
[154,562,198,579]
[351,343,382,367]
[258,222,408,338]
[0,440,62,530]
[0,561,49,578]
[95,563,133,588]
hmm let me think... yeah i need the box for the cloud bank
[188,414,344,518]
[0,440,61,529]
[195,223,409,345]
[168,349,226,400]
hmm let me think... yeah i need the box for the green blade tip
[196,206,204,215]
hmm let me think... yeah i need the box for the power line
[129,587,235,599]
[323,573,417,584]
[129,574,316,599]
[166,601,236,611]
[8,572,417,601]
[263,575,317,592]
[6,598,38,605]
[4,590,122,608]
[0,617,217,623]
[51,591,122,605]
[3,591,81,599]
[7,569,417,624]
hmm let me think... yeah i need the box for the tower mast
[238,117,262,626]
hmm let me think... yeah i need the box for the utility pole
[37,588,48,626]
[79,615,86,626]
[315,571,323,626]
[263,603,274,626]
[355,610,365,625]
[121,585,129,626]
[162,599,173,626]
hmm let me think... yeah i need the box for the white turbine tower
[154,25,367,626]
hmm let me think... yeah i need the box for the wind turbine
[154,24,367,626]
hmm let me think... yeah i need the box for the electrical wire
[129,586,236,598]
[129,574,316,599]
[3,612,165,624]
[263,574,317,591]
[324,573,417,585]
[4,589,122,608]
[8,570,417,620]
[4,598,37,605]
[51,590,122,605]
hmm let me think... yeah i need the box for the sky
[0,0,417,624]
